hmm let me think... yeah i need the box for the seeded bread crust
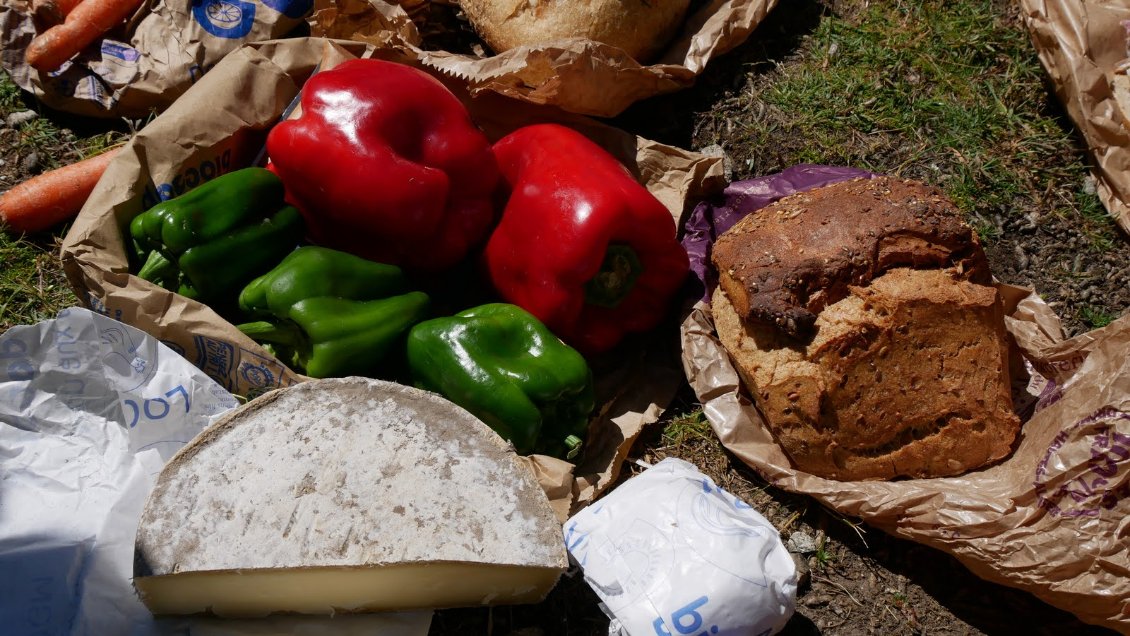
[711,176,990,339]
[713,267,1020,481]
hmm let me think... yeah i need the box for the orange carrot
[24,0,143,72]
[0,147,121,233]
[30,0,87,27]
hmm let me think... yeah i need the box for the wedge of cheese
[133,378,568,617]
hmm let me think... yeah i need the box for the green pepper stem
[564,435,583,460]
[236,320,305,350]
[136,251,177,286]
[584,244,642,308]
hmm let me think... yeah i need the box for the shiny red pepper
[483,124,690,354]
[266,59,499,271]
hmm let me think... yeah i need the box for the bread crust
[711,176,990,339]
[458,0,692,63]
[713,268,1020,481]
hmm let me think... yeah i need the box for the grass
[1074,187,1117,252]
[660,407,712,446]
[0,231,77,332]
[0,73,22,111]
[814,535,835,567]
[2,82,123,167]
[704,0,1120,250]
[0,72,127,332]
[1078,305,1117,329]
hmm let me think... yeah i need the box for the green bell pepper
[130,167,304,304]
[237,246,430,379]
[406,303,595,459]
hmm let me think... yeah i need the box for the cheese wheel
[134,378,568,617]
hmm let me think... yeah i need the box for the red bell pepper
[484,124,689,354]
[266,59,499,271]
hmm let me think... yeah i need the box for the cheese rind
[134,562,563,616]
[134,378,568,617]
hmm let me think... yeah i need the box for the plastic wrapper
[678,167,1130,632]
[564,457,797,636]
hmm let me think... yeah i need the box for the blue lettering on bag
[260,0,312,19]
[653,597,718,636]
[192,0,256,39]
[0,340,30,385]
[141,149,234,208]
[100,41,140,62]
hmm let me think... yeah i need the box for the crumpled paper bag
[1020,0,1130,233]
[58,36,726,515]
[308,0,779,117]
[0,0,310,117]
[679,166,1130,632]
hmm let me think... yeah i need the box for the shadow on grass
[607,0,831,148]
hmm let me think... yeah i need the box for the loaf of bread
[711,177,1020,481]
[458,0,691,63]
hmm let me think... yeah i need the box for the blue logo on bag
[192,0,256,39]
[261,0,312,19]
[240,362,274,388]
[653,596,721,636]
[101,41,140,62]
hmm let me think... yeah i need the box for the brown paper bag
[681,290,1130,631]
[1020,0,1130,233]
[0,0,309,117]
[59,36,725,514]
[308,0,779,117]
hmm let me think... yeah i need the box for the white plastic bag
[564,457,797,636]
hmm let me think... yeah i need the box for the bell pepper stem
[236,320,306,351]
[584,244,642,308]
[564,434,583,460]
[136,250,177,286]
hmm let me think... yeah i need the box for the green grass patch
[814,536,835,567]
[12,116,65,157]
[661,408,712,446]
[1078,305,1117,329]
[0,232,77,332]
[1071,188,1118,251]
[0,73,21,112]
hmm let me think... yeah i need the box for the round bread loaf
[458,0,692,63]
[709,176,1021,481]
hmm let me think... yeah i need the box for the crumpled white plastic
[564,457,797,636]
